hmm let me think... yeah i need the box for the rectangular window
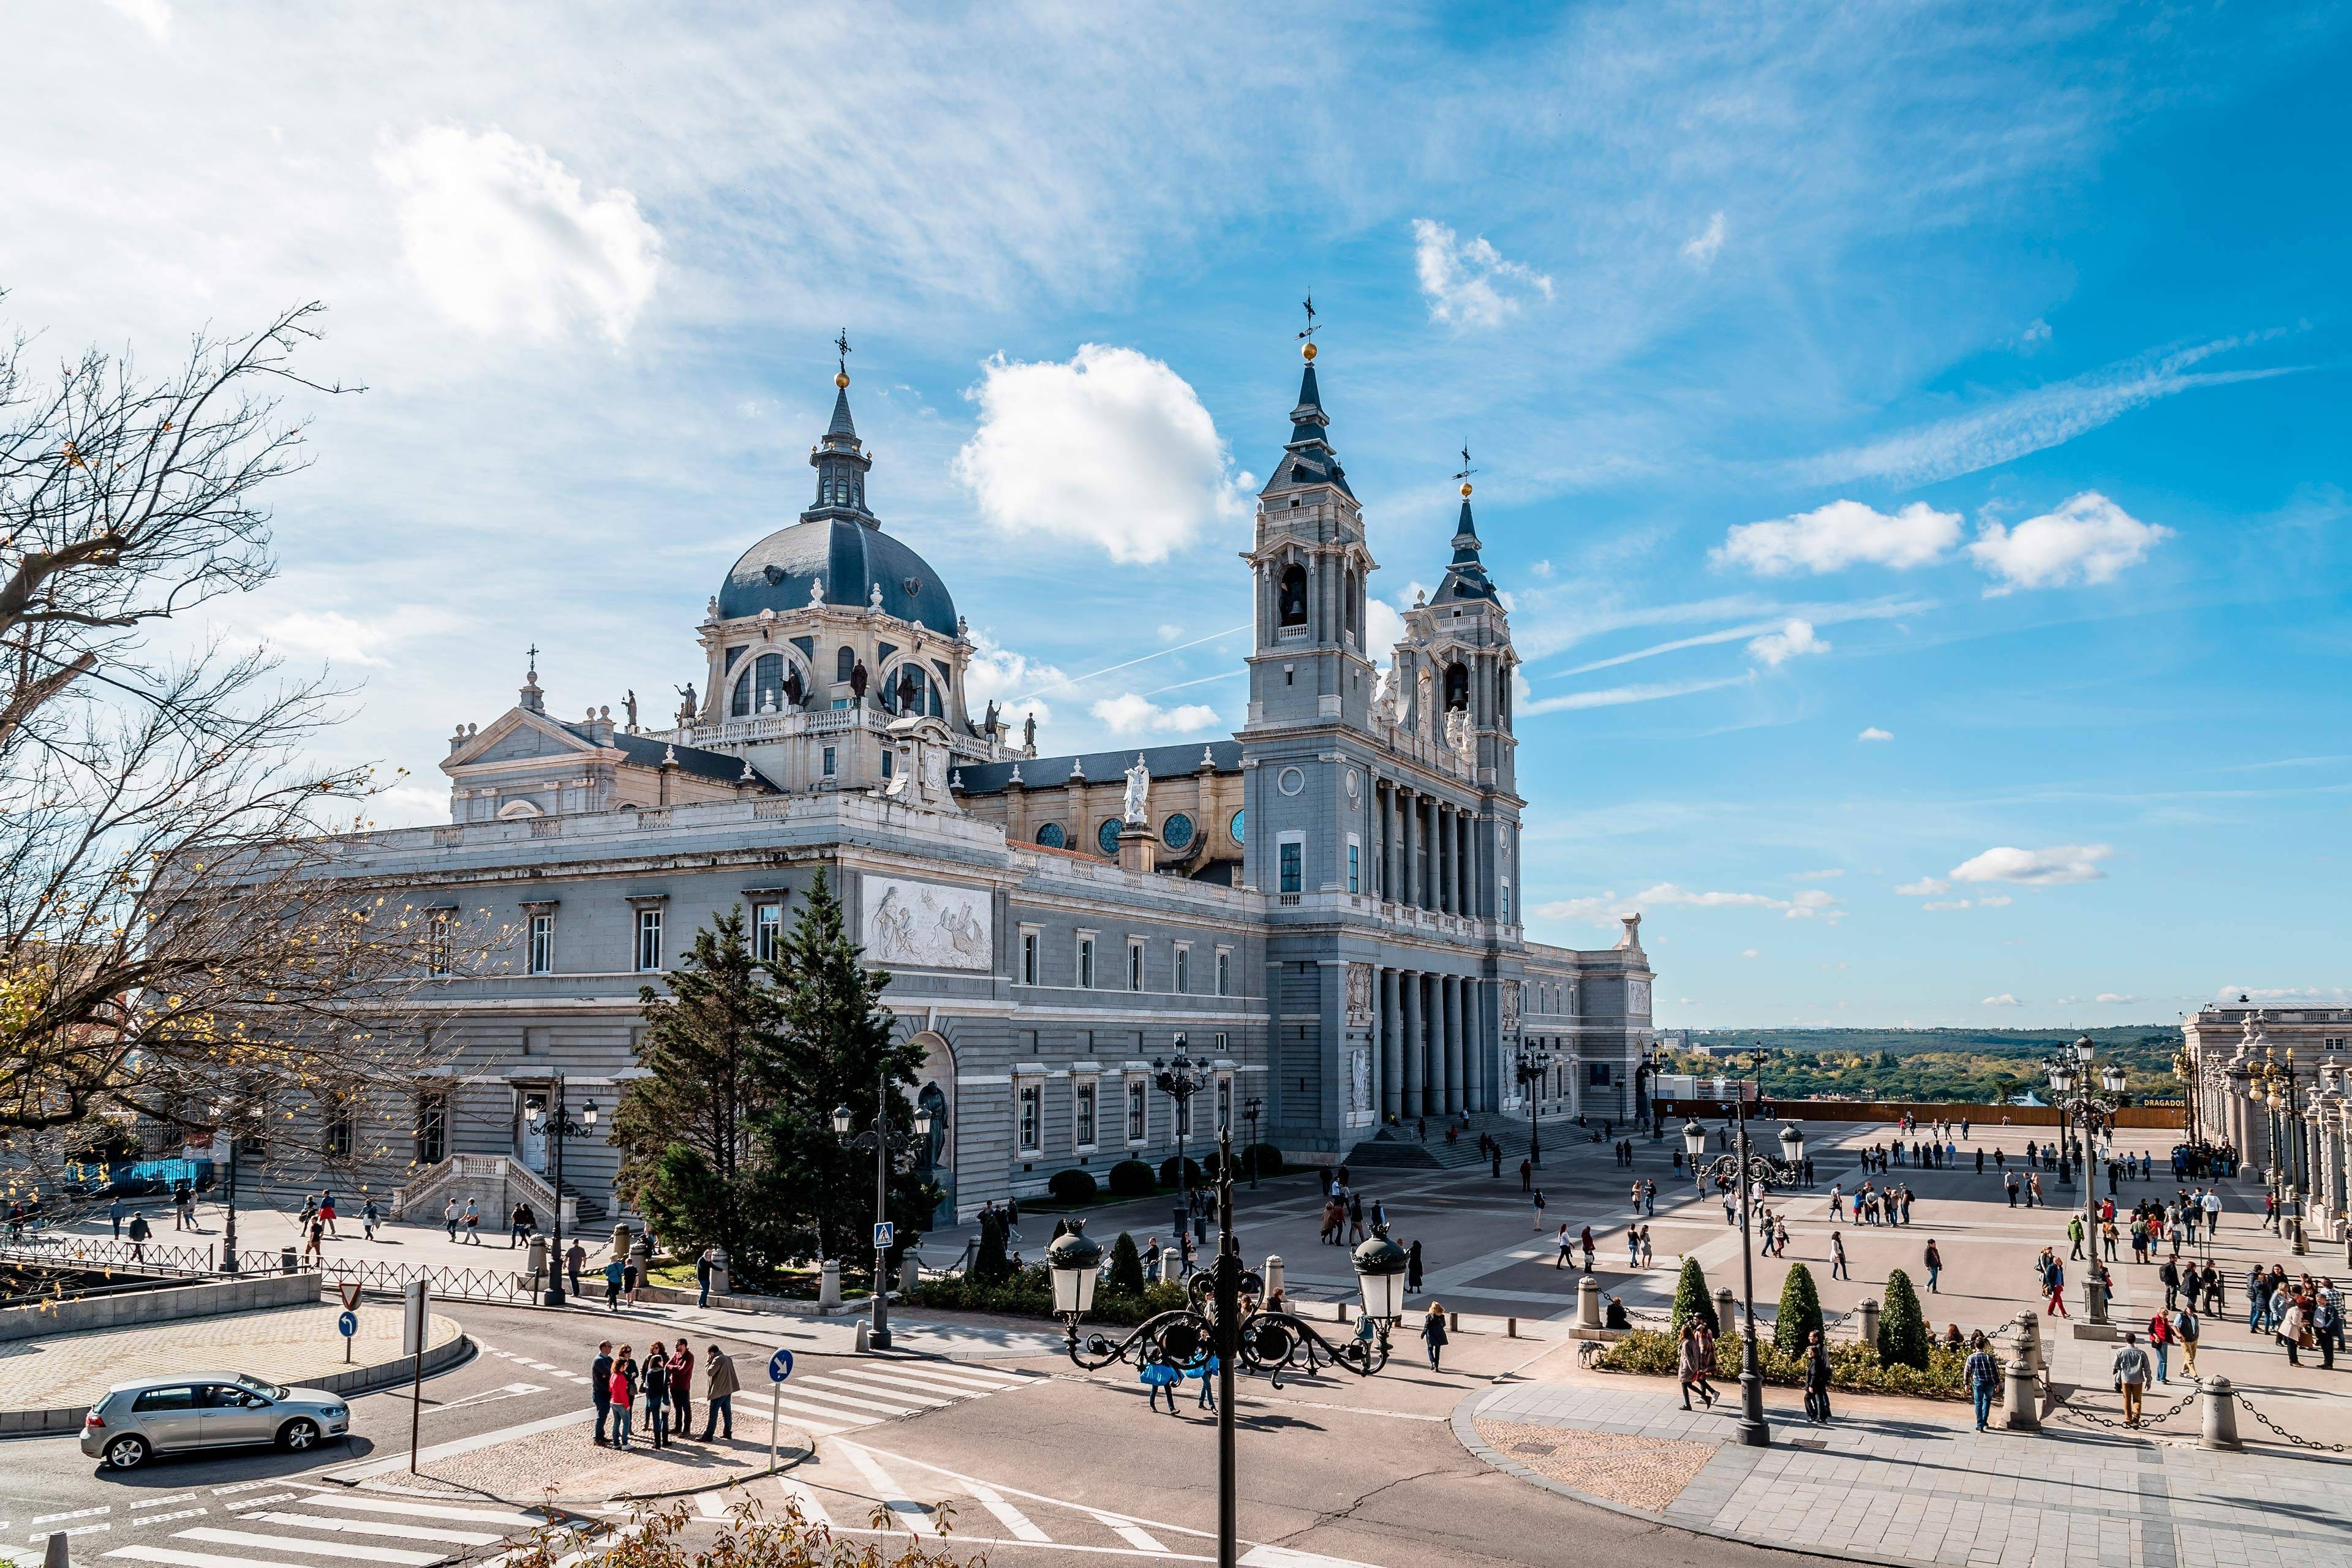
[1078,935,1096,989]
[1588,1061,1612,1087]
[881,750,894,779]
[427,910,453,977]
[1216,949,1231,997]
[1174,945,1189,994]
[636,907,664,973]
[1279,842,1302,894]
[413,1093,448,1166]
[1501,878,1511,922]
[323,1098,355,1160]
[1021,929,1040,986]
[822,745,837,777]
[1346,842,1360,895]
[754,901,783,963]
[1128,940,1144,992]
[527,912,554,974]
[1214,1031,1228,1052]
[1018,1084,1041,1154]
[1076,1081,1097,1148]
[1126,1080,1147,1142]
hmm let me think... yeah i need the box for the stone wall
[0,1269,318,1344]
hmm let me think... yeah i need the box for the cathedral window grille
[1096,818,1121,856]
[1077,935,1096,989]
[1174,944,1190,994]
[413,1093,447,1166]
[1216,948,1232,996]
[427,910,453,978]
[1020,929,1039,986]
[1161,812,1194,850]
[1346,836,1360,895]
[1127,940,1144,992]
[1126,1080,1147,1143]
[1017,1083,1041,1155]
[1278,841,1302,894]
[1217,1078,1232,1131]
[821,746,837,778]
[1075,1080,1097,1149]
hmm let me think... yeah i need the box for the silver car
[81,1373,349,1470]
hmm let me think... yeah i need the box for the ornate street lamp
[1516,1045,1554,1169]
[2045,1036,2130,1317]
[1155,1038,1207,1240]
[1049,1125,1396,1568]
[1681,1052,1803,1449]
[1242,1097,1264,1189]
[526,1080,597,1305]
[831,1077,933,1350]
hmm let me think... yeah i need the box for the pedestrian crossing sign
[872,1221,895,1250]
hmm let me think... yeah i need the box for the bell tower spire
[807,331,875,524]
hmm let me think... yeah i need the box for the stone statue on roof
[1123,753,1150,826]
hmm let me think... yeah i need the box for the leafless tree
[0,297,491,1182]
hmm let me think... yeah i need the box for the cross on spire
[1296,293,1320,345]
[1455,445,1476,485]
[526,643,539,673]
[834,329,852,376]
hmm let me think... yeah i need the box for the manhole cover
[1511,1442,1557,1457]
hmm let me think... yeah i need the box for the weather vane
[834,329,852,376]
[1455,445,1476,497]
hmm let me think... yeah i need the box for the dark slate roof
[952,739,1241,796]
[563,723,781,791]
[716,516,960,636]
[1259,361,1355,500]
[1430,496,1501,605]
[826,384,858,439]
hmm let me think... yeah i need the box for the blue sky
[5,2,2347,1028]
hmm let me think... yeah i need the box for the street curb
[344,1429,818,1510]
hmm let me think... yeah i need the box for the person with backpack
[2146,1307,2173,1383]
[2174,1303,2200,1379]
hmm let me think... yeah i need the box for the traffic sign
[337,1310,358,1338]
[768,1348,794,1383]
[336,1281,363,1311]
[872,1221,895,1250]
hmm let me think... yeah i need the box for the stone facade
[2183,1001,2352,1241]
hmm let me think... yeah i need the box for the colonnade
[1371,777,1476,915]
[1374,965,1487,1118]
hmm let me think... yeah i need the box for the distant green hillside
[1667,1025,2180,1105]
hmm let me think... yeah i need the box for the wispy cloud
[1550,597,1931,678]
[1680,211,1727,270]
[1858,726,1894,742]
[1412,219,1553,328]
[1520,671,1755,717]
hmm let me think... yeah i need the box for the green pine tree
[1773,1261,1824,1357]
[609,908,786,1275]
[1106,1231,1147,1297]
[1879,1267,1931,1369]
[1672,1256,1719,1335]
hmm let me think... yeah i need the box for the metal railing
[0,1235,224,1278]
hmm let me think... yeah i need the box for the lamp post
[1155,1039,1206,1240]
[1049,1125,1398,1568]
[832,1076,933,1352]
[1683,1055,1804,1449]
[1516,1045,1553,1169]
[2046,1035,2127,1322]
[1242,1097,1263,1189]
[525,1079,597,1306]
[1643,1038,1670,1139]
[2252,1053,2312,1254]
[215,1118,240,1275]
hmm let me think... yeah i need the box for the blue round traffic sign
[337,1310,358,1338]
[768,1348,794,1383]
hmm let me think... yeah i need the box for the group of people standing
[591,1338,740,1447]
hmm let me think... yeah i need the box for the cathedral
[329,334,1656,1229]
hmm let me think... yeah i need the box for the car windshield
[232,1374,288,1400]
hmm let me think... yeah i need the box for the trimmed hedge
[1107,1159,1156,1198]
[911,1264,1187,1325]
[1596,1328,1975,1400]
[1107,1231,1147,1295]
[1158,1155,1204,1190]
[1671,1257,1718,1335]
[1046,1168,1099,1205]
[1773,1262,1824,1357]
[1245,1142,1284,1178]
[1880,1268,1931,1370]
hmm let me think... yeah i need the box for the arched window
[1343,570,1359,643]
[1444,661,1470,711]
[731,671,753,717]
[889,664,924,715]
[1278,564,1308,628]
[835,645,855,684]
[752,652,785,714]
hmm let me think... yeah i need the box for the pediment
[443,709,603,775]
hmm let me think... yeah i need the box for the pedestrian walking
[1142,1349,1180,1412]
[2112,1334,2151,1427]
[701,1345,738,1439]
[592,1340,614,1446]
[2045,1256,2068,1318]
[1191,1352,1219,1411]
[361,1199,379,1241]
[303,1214,325,1265]
[1965,1335,1999,1431]
[444,1197,459,1242]
[109,1197,126,1239]
[1421,1302,1449,1370]
[1678,1324,1717,1411]
[1803,1331,1832,1424]
[1830,1230,1849,1281]
[127,1211,149,1260]
[1531,1188,1547,1231]
[510,1201,531,1248]
[604,1256,625,1311]
[1519,1157,1532,1193]
[567,1238,586,1298]
[1555,1224,1575,1270]
[1924,1238,1943,1294]
[1639,1225,1654,1268]
[320,1192,338,1237]
[2147,1308,2172,1384]
[696,1247,714,1308]
[2068,1213,2085,1261]
[2176,1304,2200,1378]
[1405,1239,1424,1296]
[462,1197,481,1244]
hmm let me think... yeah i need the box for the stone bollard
[1858,1298,1880,1350]
[819,1257,842,1309]
[1159,1252,1182,1286]
[2199,1376,2243,1451]
[709,1245,731,1297]
[2003,1357,2041,1430]
[1263,1254,1285,1306]
[611,1222,633,1262]
[899,1253,920,1293]
[854,1317,870,1354]
[43,1530,69,1568]
[2013,1309,2043,1374]
[1577,1275,1602,1329]
[1716,1286,1738,1334]
[526,1235,548,1284]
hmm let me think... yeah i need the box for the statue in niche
[782,666,804,709]
[982,699,1000,737]
[850,662,869,701]
[1122,754,1150,826]
[674,684,697,725]
[623,690,638,731]
[896,668,920,714]
[1416,667,1434,736]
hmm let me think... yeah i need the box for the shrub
[1107,1231,1147,1295]
[970,1212,1011,1286]
[1158,1155,1204,1191]
[1245,1142,1284,1178]
[1594,1328,1973,1400]
[1773,1262,1824,1357]
[1879,1268,1931,1370]
[1046,1168,1098,1205]
[1107,1159,1156,1199]
[912,1264,1185,1325]
[1671,1256,1718,1335]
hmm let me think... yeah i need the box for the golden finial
[1302,341,1317,361]
[834,328,852,388]
[1460,481,1473,498]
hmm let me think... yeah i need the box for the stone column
[1461,812,1476,915]
[1422,796,1438,910]
[1466,979,1485,1112]
[1401,971,1423,1114]
[1444,975,1465,1113]
[1381,967,1403,1119]
[1399,789,1417,908]
[1420,973,1440,1114]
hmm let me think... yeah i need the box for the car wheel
[278,1418,320,1452]
[104,1434,149,1470]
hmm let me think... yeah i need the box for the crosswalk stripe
[771,1479,830,1528]
[764,1394,873,1429]
[835,1446,937,1536]
[172,1529,443,1566]
[1093,1513,1167,1553]
[105,1547,284,1568]
[295,1496,544,1528]
[766,1384,920,1417]
[872,1364,1024,1393]
[236,1515,499,1548]
[796,1374,949,1409]
[962,1483,1049,1544]
[127,1512,206,1530]
[692,1494,726,1521]
[127,1498,202,1513]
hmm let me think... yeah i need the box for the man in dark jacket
[591,1341,614,1446]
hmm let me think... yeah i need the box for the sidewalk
[1457,1365,2352,1568]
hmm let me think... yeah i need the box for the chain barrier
[2233,1392,2352,1453]
[2046,1385,2200,1433]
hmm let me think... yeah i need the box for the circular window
[1162,812,1195,851]
[1035,823,1065,850]
[1345,769,1360,800]
[1277,766,1305,797]
[1096,818,1122,856]
[1230,808,1246,845]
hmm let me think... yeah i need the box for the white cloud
[1365,597,1407,660]
[1741,948,1759,959]
[1982,993,2022,1007]
[1894,876,1950,896]
[2095,993,2136,1004]
[1792,868,1844,881]
[1923,899,1973,910]
[1714,500,1962,576]
[1411,219,1553,328]
[1532,894,1626,928]
[1978,894,2013,907]
[1966,491,2172,592]
[1156,624,1184,643]
[2217,986,2352,1003]
[377,126,660,344]
[1858,726,1894,742]
[105,0,171,42]
[2019,317,2052,350]
[963,631,1062,738]
[1746,618,1828,667]
[1089,692,1223,737]
[954,344,1248,566]
[1680,211,1727,270]
[1635,883,1839,921]
[257,606,459,668]
[1951,843,2113,885]
[1520,671,1755,717]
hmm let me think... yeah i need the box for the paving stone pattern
[0,1302,462,1409]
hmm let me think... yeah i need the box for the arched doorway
[911,1031,956,1229]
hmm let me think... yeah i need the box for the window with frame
[1216,949,1231,996]
[1017,1083,1042,1154]
[1126,1080,1147,1142]
[1128,940,1144,992]
[754,902,783,963]
[1214,1031,1228,1052]
[1346,839,1360,895]
[822,746,837,778]
[323,1096,355,1160]
[1076,1080,1097,1148]
[1588,1061,1612,1086]
[1078,935,1096,989]
[413,1092,448,1166]
[1174,945,1190,994]
[1501,876,1511,922]
[427,910,453,977]
[635,907,664,973]
[1021,929,1039,986]
[527,911,555,975]
[1279,842,1302,894]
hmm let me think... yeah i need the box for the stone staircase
[386,1153,603,1227]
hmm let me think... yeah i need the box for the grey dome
[718,516,960,637]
